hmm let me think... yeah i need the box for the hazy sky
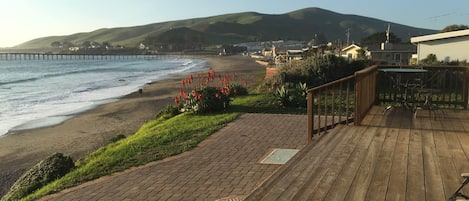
[0,0,468,47]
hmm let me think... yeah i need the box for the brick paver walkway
[40,114,307,201]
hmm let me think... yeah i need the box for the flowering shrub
[174,69,248,113]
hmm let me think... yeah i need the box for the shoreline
[0,55,266,197]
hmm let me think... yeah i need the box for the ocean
[0,56,207,136]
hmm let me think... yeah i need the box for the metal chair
[449,173,469,201]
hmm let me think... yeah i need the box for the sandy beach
[0,55,266,197]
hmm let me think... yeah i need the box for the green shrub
[156,104,181,119]
[229,84,248,96]
[268,54,368,88]
[2,153,74,201]
[274,82,307,108]
[108,134,126,143]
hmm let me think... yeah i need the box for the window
[394,53,401,62]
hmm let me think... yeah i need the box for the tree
[441,24,469,33]
[360,32,401,46]
[421,54,438,65]
[356,48,367,60]
[82,41,91,48]
[50,41,61,48]
[102,42,111,48]
[309,33,327,46]
[62,41,74,48]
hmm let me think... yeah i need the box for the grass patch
[230,93,307,114]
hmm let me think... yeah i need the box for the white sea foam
[0,56,207,135]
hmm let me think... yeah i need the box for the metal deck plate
[260,148,299,165]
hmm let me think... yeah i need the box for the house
[367,43,416,65]
[411,29,469,63]
[271,45,308,64]
[138,43,148,50]
[341,44,363,60]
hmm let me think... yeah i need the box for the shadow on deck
[245,106,469,201]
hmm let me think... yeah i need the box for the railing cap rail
[307,74,355,92]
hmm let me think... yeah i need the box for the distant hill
[15,7,436,50]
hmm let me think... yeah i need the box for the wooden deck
[246,106,469,201]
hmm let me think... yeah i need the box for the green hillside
[15,7,436,49]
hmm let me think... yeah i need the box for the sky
[0,0,468,47]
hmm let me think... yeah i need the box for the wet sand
[0,55,265,197]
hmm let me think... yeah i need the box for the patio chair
[413,69,447,119]
[448,173,469,201]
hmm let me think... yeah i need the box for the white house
[411,29,469,63]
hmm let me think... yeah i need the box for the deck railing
[377,65,469,109]
[307,64,469,143]
[307,65,378,142]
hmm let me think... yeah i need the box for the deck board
[386,128,410,201]
[322,126,377,201]
[364,127,394,201]
[293,126,365,200]
[406,128,425,200]
[245,106,469,201]
[344,126,386,201]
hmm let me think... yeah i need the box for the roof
[341,44,361,52]
[367,43,416,53]
[411,29,469,43]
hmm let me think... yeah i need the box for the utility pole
[386,24,390,43]
[346,28,350,46]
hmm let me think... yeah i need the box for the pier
[0,53,176,61]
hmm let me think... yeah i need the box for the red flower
[215,93,220,99]
[181,80,185,87]
[174,97,180,104]
[179,88,184,97]
[210,69,215,77]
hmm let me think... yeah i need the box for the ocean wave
[0,57,208,136]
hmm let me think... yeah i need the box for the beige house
[341,44,363,60]
[411,29,469,63]
[340,43,415,65]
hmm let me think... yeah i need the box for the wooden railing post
[354,65,378,125]
[355,73,362,125]
[307,91,313,143]
[464,67,469,109]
